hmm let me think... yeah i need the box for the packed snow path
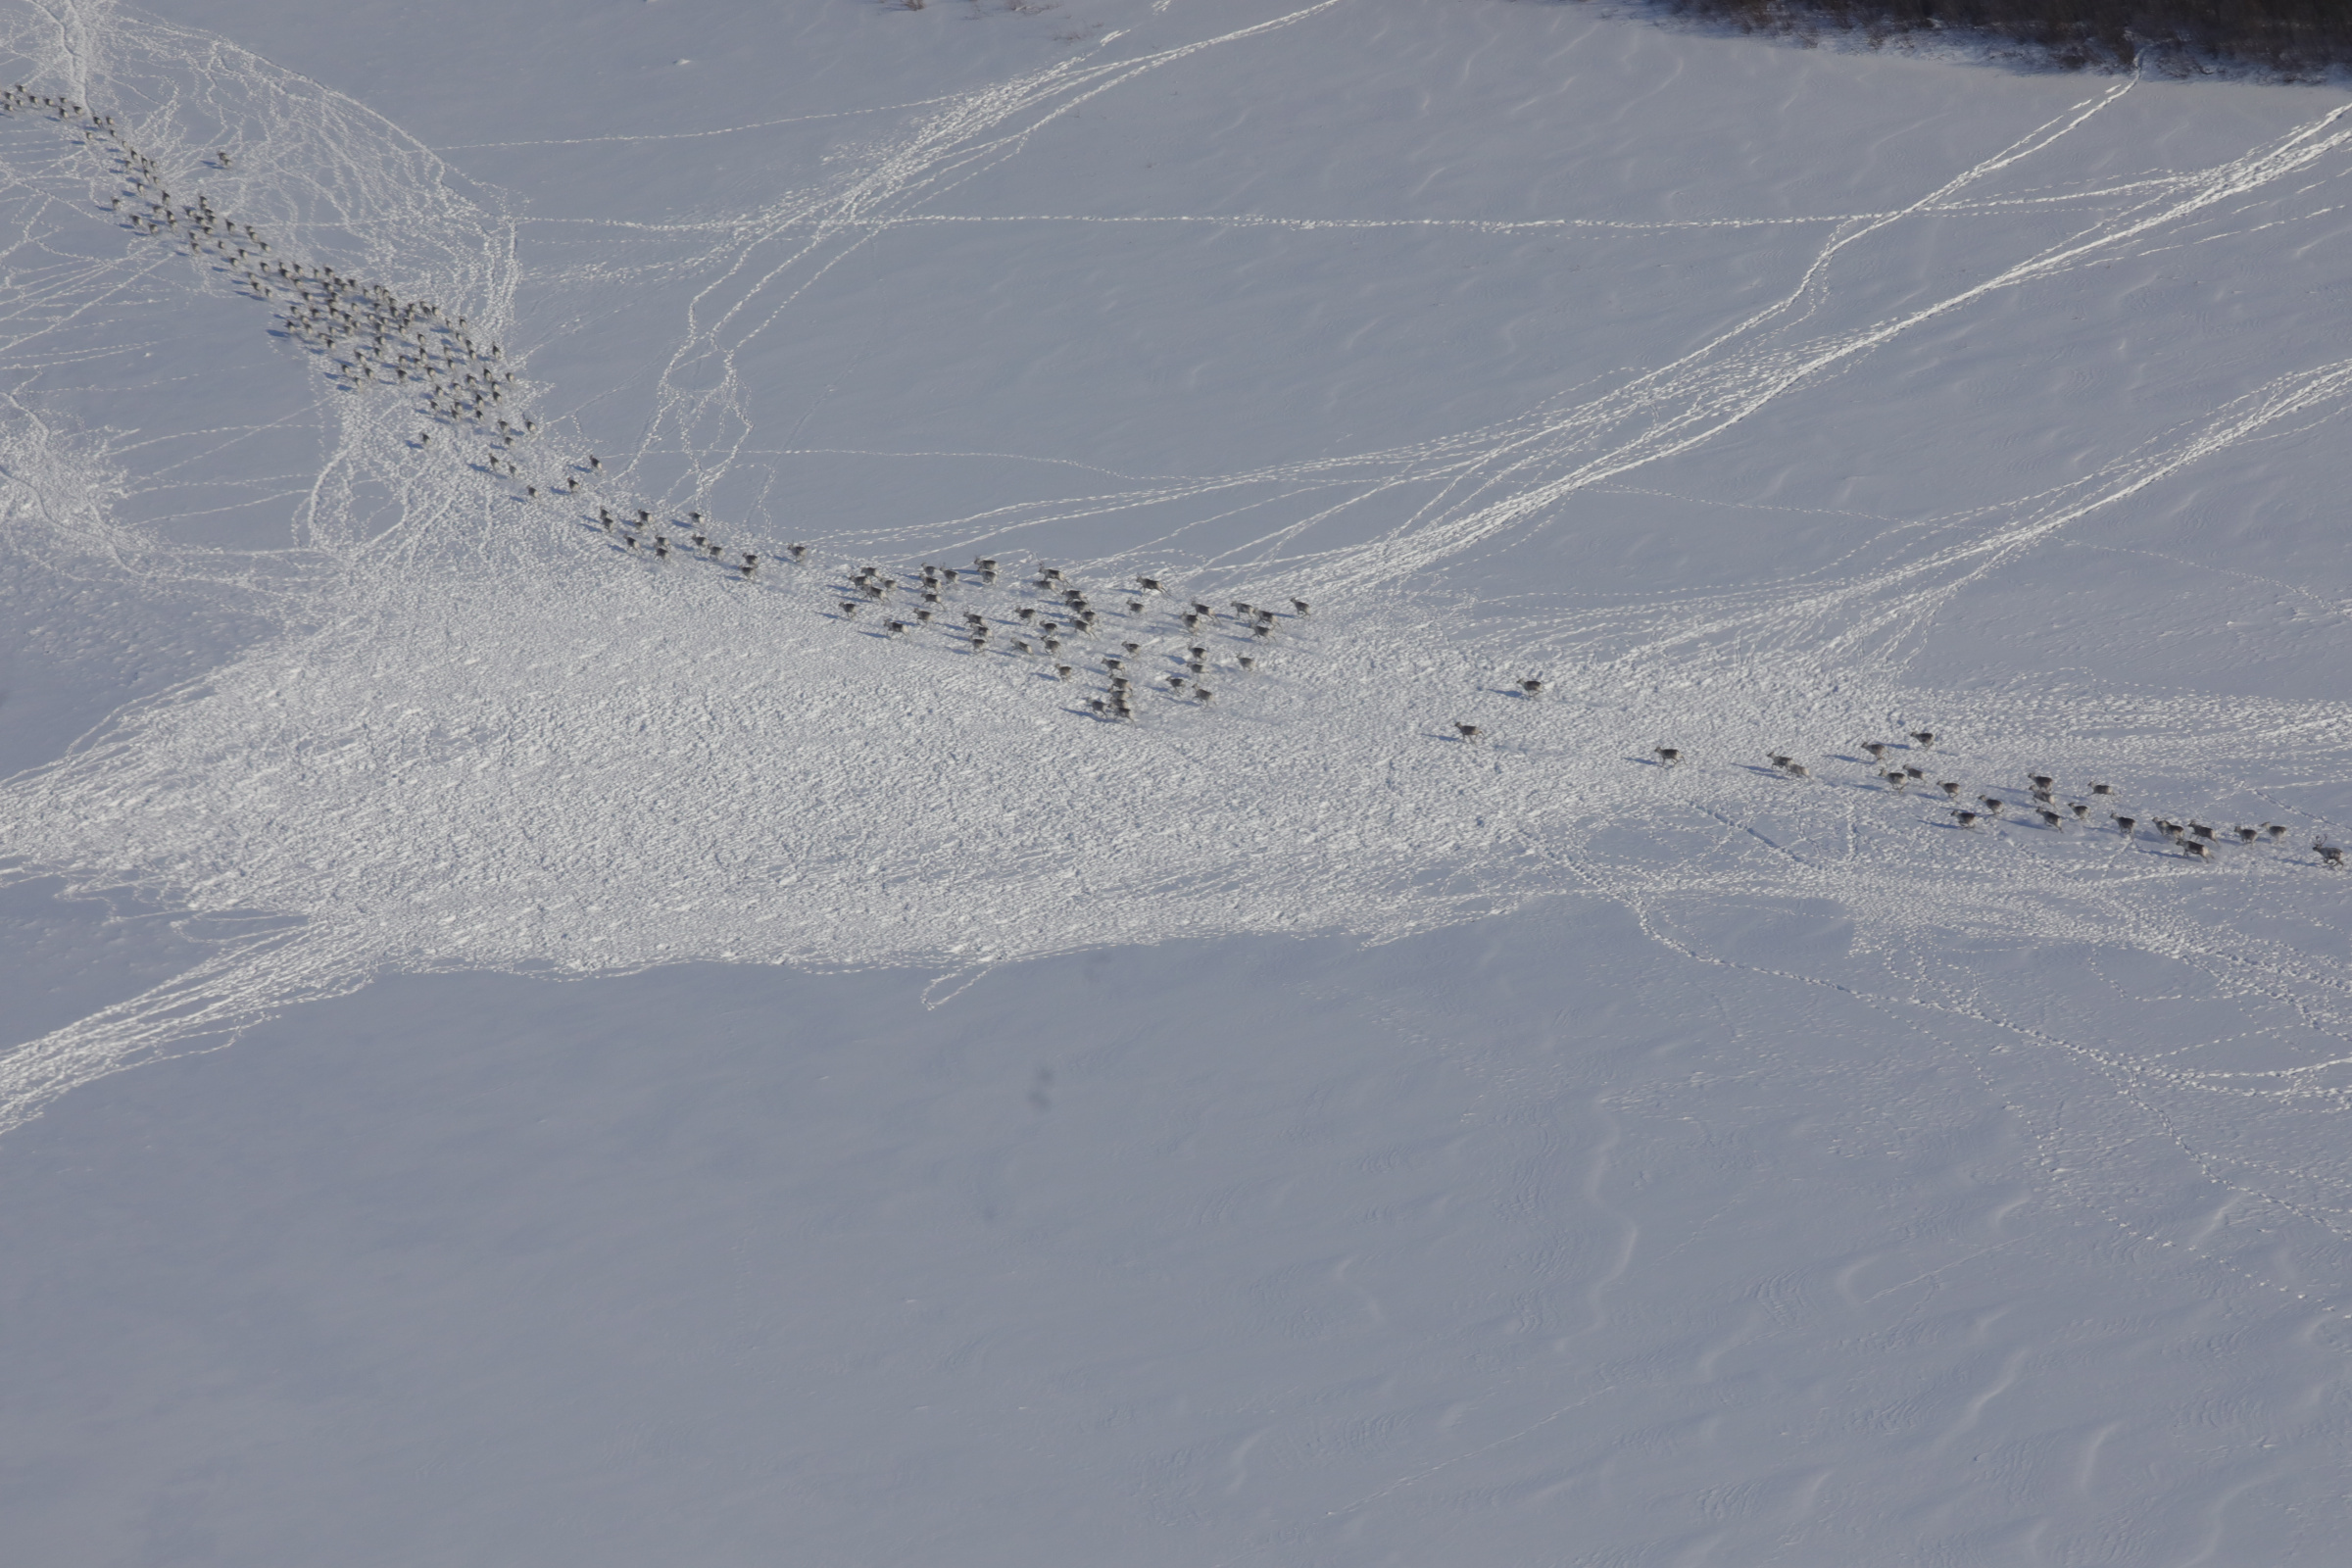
[4,0,2352,1341]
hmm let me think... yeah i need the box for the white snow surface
[3,0,2352,1560]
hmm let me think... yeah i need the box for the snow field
[4,0,2352,1281]
[2,1,2352,1554]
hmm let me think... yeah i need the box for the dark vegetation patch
[1640,0,2352,78]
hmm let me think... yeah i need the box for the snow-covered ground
[4,0,2351,1559]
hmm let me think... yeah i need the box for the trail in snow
[4,0,2352,1318]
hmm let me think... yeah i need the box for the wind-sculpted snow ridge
[4,0,2352,1326]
